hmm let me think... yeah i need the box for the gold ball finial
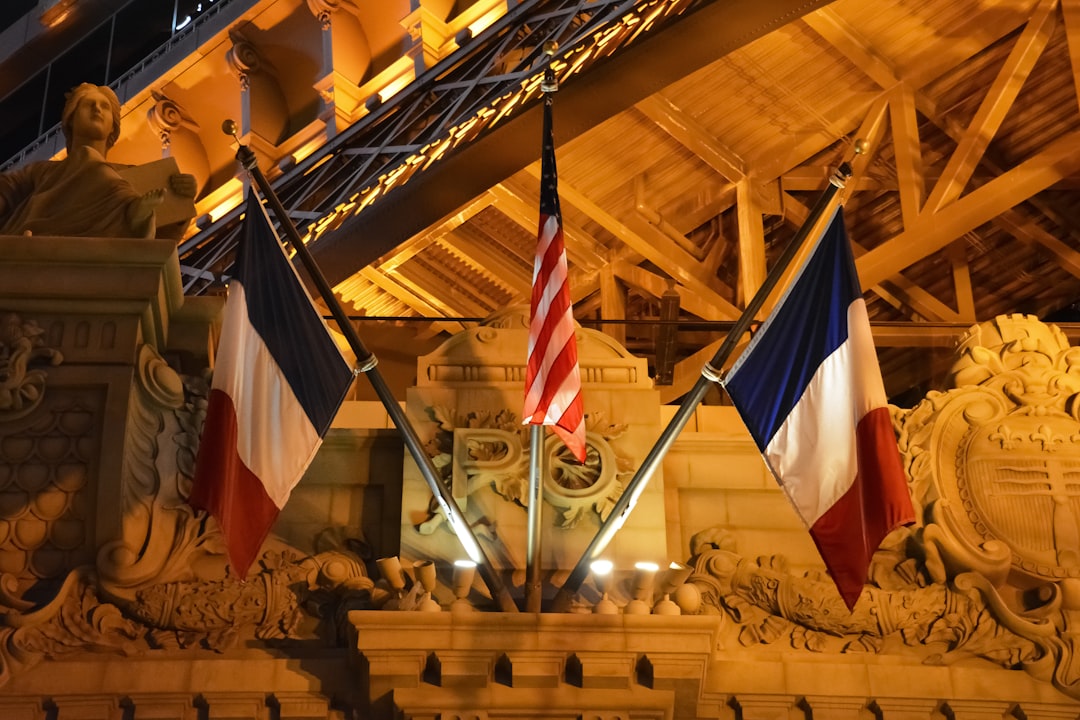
[543,40,559,56]
[221,119,239,138]
[853,137,869,155]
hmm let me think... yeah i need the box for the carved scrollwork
[689,529,1043,674]
[0,313,63,422]
[0,547,373,684]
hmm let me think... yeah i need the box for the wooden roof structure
[6,0,1080,405]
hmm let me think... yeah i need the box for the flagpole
[524,46,563,614]
[551,161,853,612]
[526,424,545,612]
[225,122,518,613]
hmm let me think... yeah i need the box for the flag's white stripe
[213,282,323,509]
[762,300,883,526]
[530,215,560,282]
[524,318,577,410]
[528,220,569,346]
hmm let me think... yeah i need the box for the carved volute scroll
[0,313,63,422]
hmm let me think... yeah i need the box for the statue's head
[61,83,122,153]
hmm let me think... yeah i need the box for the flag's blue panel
[724,208,863,450]
[235,193,354,436]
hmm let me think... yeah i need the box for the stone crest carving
[689,315,1080,700]
[415,407,632,535]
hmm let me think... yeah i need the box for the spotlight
[413,560,441,612]
[590,559,618,615]
[624,561,659,615]
[451,559,477,613]
[654,562,692,615]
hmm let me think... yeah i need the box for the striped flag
[523,94,586,462]
[188,192,354,578]
[723,207,915,609]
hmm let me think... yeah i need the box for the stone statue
[0,83,196,239]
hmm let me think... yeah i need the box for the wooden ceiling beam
[948,241,977,322]
[374,196,493,273]
[487,183,608,270]
[782,191,961,322]
[599,266,628,347]
[612,260,732,322]
[436,230,532,297]
[923,0,1056,214]
[526,166,743,321]
[889,83,925,229]
[635,94,747,181]
[994,208,1080,280]
[358,267,468,333]
[1058,0,1080,115]
[736,177,767,305]
[858,131,1080,289]
[393,264,492,319]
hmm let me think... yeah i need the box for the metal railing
[176,0,710,295]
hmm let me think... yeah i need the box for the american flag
[523,93,586,462]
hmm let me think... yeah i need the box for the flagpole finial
[853,137,869,155]
[541,41,559,94]
[222,118,258,170]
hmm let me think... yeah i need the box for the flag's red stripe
[808,406,916,608]
[188,388,281,577]
[531,339,579,411]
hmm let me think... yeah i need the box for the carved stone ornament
[0,312,63,422]
[0,548,374,684]
[0,352,374,687]
[146,90,200,149]
[688,315,1080,700]
[415,407,632,536]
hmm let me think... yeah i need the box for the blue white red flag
[723,207,915,609]
[189,192,354,578]
[523,94,586,462]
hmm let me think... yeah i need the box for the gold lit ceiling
[13,0,1080,405]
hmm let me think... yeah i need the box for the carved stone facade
[398,305,667,580]
[2,239,1080,718]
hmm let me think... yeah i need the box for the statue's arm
[126,188,166,238]
[0,164,38,224]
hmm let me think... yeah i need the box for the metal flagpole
[524,46,561,614]
[551,161,853,611]
[226,122,518,613]
[526,424,545,612]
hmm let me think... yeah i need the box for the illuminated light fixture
[589,559,618,615]
[413,560,441,612]
[376,556,407,609]
[451,560,476,613]
[653,562,693,615]
[624,561,658,615]
[377,72,414,103]
[41,0,78,28]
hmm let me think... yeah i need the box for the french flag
[723,207,915,610]
[189,192,354,578]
